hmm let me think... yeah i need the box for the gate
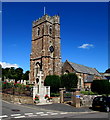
[60,88,81,107]
[63,92,73,102]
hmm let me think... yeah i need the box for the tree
[44,75,61,93]
[2,67,16,80]
[23,71,29,80]
[60,73,78,91]
[8,67,16,79]
[1,67,29,83]
[15,68,23,83]
[105,68,110,73]
[3,68,10,79]
[91,80,110,96]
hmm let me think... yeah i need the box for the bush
[80,91,98,95]
[50,93,60,97]
[91,80,110,95]
[2,81,13,89]
[60,73,78,91]
[2,82,33,96]
[44,75,61,93]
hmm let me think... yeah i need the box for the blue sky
[2,2,108,73]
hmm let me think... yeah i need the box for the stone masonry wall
[2,93,34,104]
[2,93,60,104]
[62,61,75,74]
[80,94,98,107]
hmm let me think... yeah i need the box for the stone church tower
[30,14,61,84]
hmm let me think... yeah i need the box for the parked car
[92,96,110,112]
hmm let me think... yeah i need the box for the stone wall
[80,94,98,107]
[2,93,60,104]
[62,61,75,74]
[2,93,34,104]
[51,97,60,103]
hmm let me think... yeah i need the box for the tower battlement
[33,14,60,28]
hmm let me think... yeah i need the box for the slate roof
[68,61,101,76]
[84,75,94,83]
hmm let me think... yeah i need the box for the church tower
[30,14,61,84]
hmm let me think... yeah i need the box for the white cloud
[78,44,94,49]
[0,62,19,68]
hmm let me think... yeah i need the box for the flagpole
[44,6,45,15]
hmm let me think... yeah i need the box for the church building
[29,14,102,89]
[62,60,102,89]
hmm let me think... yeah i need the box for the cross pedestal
[33,71,51,105]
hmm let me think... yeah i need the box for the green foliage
[80,91,98,95]
[50,93,60,97]
[2,82,13,89]
[23,71,29,80]
[105,68,110,73]
[34,95,39,101]
[2,81,33,95]
[91,80,110,95]
[8,67,16,79]
[60,73,78,91]
[2,68,10,79]
[15,68,23,82]
[44,75,61,93]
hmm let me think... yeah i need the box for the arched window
[37,27,40,36]
[36,78,39,83]
[64,70,70,74]
[35,62,40,77]
[49,26,52,34]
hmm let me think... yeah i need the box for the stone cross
[37,71,44,94]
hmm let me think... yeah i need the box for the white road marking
[50,113,58,115]
[0,115,8,118]
[36,112,44,114]
[40,114,48,116]
[60,112,68,114]
[14,116,26,118]
[11,114,21,116]
[28,115,38,117]
[25,113,33,115]
[46,112,53,113]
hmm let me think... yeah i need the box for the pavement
[22,103,93,113]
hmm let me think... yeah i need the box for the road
[1,100,110,120]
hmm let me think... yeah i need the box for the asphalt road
[1,100,110,120]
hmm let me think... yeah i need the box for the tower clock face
[49,46,54,53]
